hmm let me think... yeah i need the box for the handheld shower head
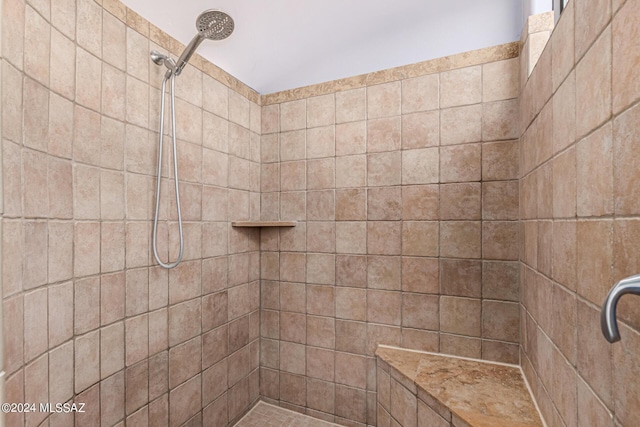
[172,10,234,76]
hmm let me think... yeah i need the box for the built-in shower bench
[375,346,543,427]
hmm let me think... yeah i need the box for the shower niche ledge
[231,221,296,227]
[376,346,543,427]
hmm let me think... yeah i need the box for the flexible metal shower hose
[152,69,184,269]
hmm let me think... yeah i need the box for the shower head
[173,9,234,76]
[196,10,234,40]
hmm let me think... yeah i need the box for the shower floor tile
[233,401,342,427]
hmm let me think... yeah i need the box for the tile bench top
[376,346,543,427]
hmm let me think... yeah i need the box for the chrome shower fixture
[173,9,235,76]
[150,51,176,74]
[149,9,234,269]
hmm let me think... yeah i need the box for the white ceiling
[121,0,525,94]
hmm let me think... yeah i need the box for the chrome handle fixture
[601,274,640,343]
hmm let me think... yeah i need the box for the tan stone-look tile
[576,26,612,139]
[577,378,614,427]
[401,257,439,294]
[482,261,520,301]
[307,316,335,350]
[306,254,336,285]
[576,220,613,305]
[441,142,482,184]
[368,187,401,220]
[336,88,366,123]
[368,150,402,187]
[307,190,335,220]
[439,221,481,259]
[402,73,439,113]
[575,0,611,60]
[482,300,519,342]
[23,77,49,153]
[440,259,481,298]
[39,167,74,237]
[4,295,24,375]
[613,102,640,215]
[483,221,519,261]
[482,99,518,141]
[3,141,23,219]
[552,221,577,291]
[483,58,519,102]
[536,162,554,219]
[280,191,306,221]
[367,290,401,326]
[169,374,201,427]
[101,322,125,380]
[23,149,48,218]
[368,221,401,255]
[402,185,439,220]
[126,314,149,367]
[307,125,335,159]
[440,104,482,145]
[440,66,481,108]
[335,154,366,188]
[281,99,306,132]
[336,287,367,321]
[3,62,24,144]
[307,284,335,317]
[368,116,401,153]
[402,147,439,185]
[402,221,439,257]
[23,288,48,366]
[280,131,305,162]
[49,28,76,99]
[577,122,613,217]
[75,330,100,393]
[440,183,481,220]
[336,221,366,254]
[3,0,25,70]
[482,140,518,181]
[368,81,401,119]
[336,385,367,423]
[613,0,640,113]
[402,110,439,150]
[280,311,306,344]
[307,158,335,190]
[48,280,73,348]
[307,93,335,128]
[24,5,50,86]
[336,121,367,156]
[553,71,577,156]
[402,293,439,330]
[336,188,366,220]
[552,146,577,218]
[74,221,101,278]
[103,8,125,69]
[483,181,518,220]
[49,341,74,405]
[74,105,102,167]
[306,346,335,383]
[440,296,481,337]
[367,255,401,291]
[336,254,367,288]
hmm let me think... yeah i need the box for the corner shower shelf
[231,221,297,227]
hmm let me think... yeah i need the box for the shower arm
[174,34,205,77]
[601,273,640,342]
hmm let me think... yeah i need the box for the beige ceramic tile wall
[258,53,521,424]
[1,0,263,425]
[520,0,640,426]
